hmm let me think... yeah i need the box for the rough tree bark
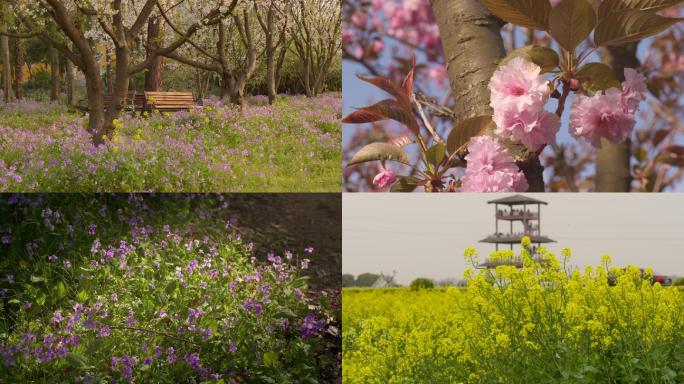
[431,0,545,191]
[230,12,257,106]
[13,38,23,100]
[0,25,11,102]
[49,47,60,101]
[596,43,640,192]
[105,49,113,94]
[144,15,164,92]
[65,58,75,105]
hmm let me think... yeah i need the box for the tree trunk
[1,29,11,102]
[430,0,544,190]
[65,58,75,105]
[83,64,106,144]
[49,47,60,102]
[106,49,113,93]
[596,43,639,192]
[265,8,277,104]
[275,41,287,91]
[13,38,24,100]
[144,15,164,91]
[103,44,130,139]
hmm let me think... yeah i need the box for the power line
[345,227,684,242]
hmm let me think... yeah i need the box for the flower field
[0,94,341,192]
[343,245,684,383]
[0,194,339,383]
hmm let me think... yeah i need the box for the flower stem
[109,325,202,346]
[414,97,445,145]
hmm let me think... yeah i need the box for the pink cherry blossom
[621,68,647,114]
[489,57,551,112]
[461,136,528,192]
[569,88,636,148]
[494,106,560,151]
[373,164,397,189]
[489,57,556,150]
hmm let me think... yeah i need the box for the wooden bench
[103,92,146,112]
[144,92,195,112]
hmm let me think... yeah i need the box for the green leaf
[347,142,410,166]
[447,116,494,155]
[481,0,552,30]
[390,176,421,192]
[76,290,89,303]
[263,351,280,368]
[425,143,446,168]
[55,282,67,298]
[501,46,560,73]
[165,280,177,295]
[36,294,46,306]
[8,299,20,305]
[599,0,684,20]
[576,62,621,92]
[65,352,88,369]
[291,276,309,288]
[549,0,596,52]
[86,338,102,355]
[594,10,682,46]
[30,275,46,283]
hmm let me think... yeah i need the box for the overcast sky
[343,194,684,285]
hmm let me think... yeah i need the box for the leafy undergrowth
[343,242,684,384]
[0,194,339,383]
[0,94,341,192]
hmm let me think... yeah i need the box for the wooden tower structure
[478,195,555,268]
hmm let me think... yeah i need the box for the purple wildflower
[88,224,97,236]
[301,313,325,339]
[185,353,201,370]
[126,310,136,327]
[153,345,162,358]
[98,325,111,337]
[48,255,58,262]
[52,310,64,324]
[167,347,176,364]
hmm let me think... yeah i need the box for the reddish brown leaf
[356,99,420,136]
[357,75,412,110]
[664,145,684,155]
[341,110,385,124]
[652,128,671,147]
[402,54,417,101]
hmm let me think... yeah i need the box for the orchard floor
[0,93,341,192]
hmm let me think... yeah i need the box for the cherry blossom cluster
[462,136,528,192]
[569,69,647,148]
[489,58,560,151]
